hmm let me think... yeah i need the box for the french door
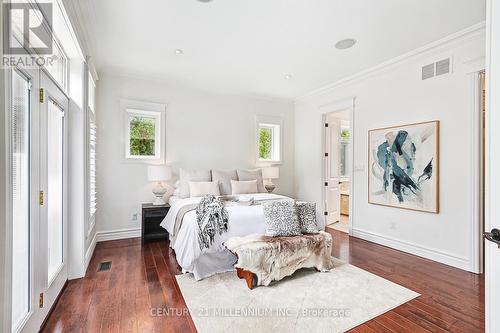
[9,68,69,333]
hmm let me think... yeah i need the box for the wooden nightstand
[142,203,170,244]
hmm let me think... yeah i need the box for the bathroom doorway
[323,109,352,234]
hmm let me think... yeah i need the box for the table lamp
[148,165,172,205]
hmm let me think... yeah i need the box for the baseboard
[84,232,97,271]
[96,227,141,242]
[351,228,472,272]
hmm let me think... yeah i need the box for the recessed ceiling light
[335,38,357,50]
[197,0,213,2]
[284,74,293,80]
[174,49,184,55]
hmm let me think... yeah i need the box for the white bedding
[160,193,291,280]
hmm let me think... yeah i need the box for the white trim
[120,99,167,164]
[469,71,485,274]
[351,228,472,272]
[96,228,142,242]
[463,56,486,74]
[84,231,97,271]
[295,22,486,104]
[320,97,356,234]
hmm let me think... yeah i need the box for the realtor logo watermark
[150,307,351,318]
[2,1,54,68]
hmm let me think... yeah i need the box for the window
[340,128,350,177]
[44,39,68,91]
[126,110,161,159]
[257,116,282,163]
[11,69,31,332]
[87,75,97,233]
[121,100,166,163]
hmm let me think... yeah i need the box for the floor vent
[98,261,112,272]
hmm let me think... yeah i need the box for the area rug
[175,258,419,333]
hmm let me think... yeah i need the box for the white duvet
[160,193,291,280]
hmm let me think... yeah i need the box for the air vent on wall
[421,57,451,80]
[435,58,451,76]
[422,63,435,80]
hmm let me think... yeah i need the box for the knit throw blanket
[196,195,229,251]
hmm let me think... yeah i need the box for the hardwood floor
[41,231,484,333]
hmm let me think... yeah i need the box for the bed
[160,193,292,280]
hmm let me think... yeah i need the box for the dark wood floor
[41,230,484,333]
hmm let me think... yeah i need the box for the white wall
[295,30,485,272]
[96,74,295,237]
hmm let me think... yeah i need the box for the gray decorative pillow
[179,169,212,198]
[296,202,319,234]
[263,200,302,237]
[237,169,266,193]
[212,170,238,195]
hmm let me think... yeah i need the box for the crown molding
[295,21,486,104]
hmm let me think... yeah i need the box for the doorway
[323,109,352,234]
[8,67,69,333]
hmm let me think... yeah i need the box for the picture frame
[368,120,440,213]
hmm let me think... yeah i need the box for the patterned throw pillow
[296,202,319,234]
[263,200,302,237]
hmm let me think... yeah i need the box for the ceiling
[73,0,485,101]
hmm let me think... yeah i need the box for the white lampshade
[147,165,172,182]
[262,166,279,179]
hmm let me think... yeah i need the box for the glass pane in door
[47,100,64,282]
[11,70,31,331]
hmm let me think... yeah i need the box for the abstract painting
[368,121,439,213]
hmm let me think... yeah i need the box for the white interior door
[324,113,341,224]
[485,0,500,330]
[34,71,69,328]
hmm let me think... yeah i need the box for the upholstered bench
[224,231,335,289]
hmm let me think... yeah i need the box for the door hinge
[39,190,44,206]
[324,182,328,186]
[39,293,44,308]
[325,123,329,127]
[324,153,329,157]
[39,88,44,103]
[324,212,328,216]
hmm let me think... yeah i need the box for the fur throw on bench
[225,231,335,287]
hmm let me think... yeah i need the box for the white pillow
[212,170,238,195]
[173,180,181,196]
[236,169,266,193]
[179,169,212,198]
[189,181,220,197]
[231,180,258,195]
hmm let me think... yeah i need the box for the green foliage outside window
[130,116,156,156]
[259,127,273,159]
[340,129,350,140]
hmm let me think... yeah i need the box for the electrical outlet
[132,213,138,221]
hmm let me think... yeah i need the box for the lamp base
[152,182,167,206]
[152,196,167,206]
[265,183,276,193]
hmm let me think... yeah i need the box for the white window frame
[120,99,167,164]
[256,115,283,164]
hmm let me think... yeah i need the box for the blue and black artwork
[375,130,433,203]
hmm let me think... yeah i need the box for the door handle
[484,228,500,248]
